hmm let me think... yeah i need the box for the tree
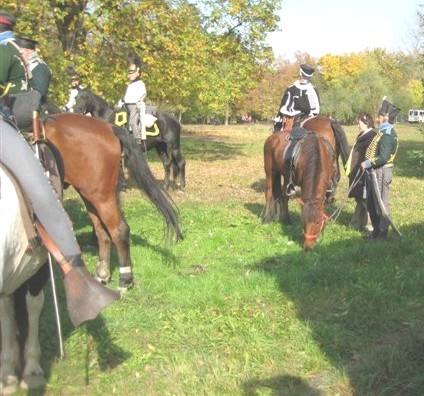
[6,0,281,120]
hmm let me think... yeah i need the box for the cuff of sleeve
[364,159,372,169]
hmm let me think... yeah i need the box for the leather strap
[34,221,73,275]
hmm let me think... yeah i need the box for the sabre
[367,169,402,237]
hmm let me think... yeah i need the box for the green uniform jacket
[365,123,398,168]
[30,59,51,102]
[0,40,27,95]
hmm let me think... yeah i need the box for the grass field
[26,122,424,395]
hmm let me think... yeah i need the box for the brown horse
[262,128,338,249]
[43,113,183,289]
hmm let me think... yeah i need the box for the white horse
[0,165,48,392]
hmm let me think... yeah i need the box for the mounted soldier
[63,70,85,112]
[15,36,51,108]
[123,54,147,146]
[0,10,41,131]
[0,10,120,322]
[274,64,321,133]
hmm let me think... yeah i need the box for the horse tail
[330,119,350,166]
[112,125,184,242]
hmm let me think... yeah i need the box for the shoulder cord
[8,39,32,81]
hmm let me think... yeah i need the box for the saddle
[114,105,160,137]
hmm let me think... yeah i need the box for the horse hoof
[1,375,19,395]
[20,374,46,390]
[95,272,110,285]
[96,274,110,284]
[96,264,110,284]
[119,274,134,290]
[118,285,130,294]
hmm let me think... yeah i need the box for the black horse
[73,89,186,190]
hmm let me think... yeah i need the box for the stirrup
[286,183,296,197]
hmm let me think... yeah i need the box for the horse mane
[298,133,331,224]
[77,89,114,120]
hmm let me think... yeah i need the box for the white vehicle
[408,109,424,123]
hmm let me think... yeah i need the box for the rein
[328,168,364,222]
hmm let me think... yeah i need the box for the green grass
[23,122,424,395]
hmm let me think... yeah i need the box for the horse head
[302,203,329,250]
[73,88,92,115]
[296,133,335,249]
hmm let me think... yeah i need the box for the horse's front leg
[21,290,46,390]
[0,294,20,394]
[171,148,186,190]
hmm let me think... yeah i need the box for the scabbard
[368,169,402,237]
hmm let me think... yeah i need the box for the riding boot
[34,222,120,326]
[376,228,388,240]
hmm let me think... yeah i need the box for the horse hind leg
[114,218,133,291]
[85,206,113,284]
[0,294,20,394]
[94,222,112,284]
[20,290,46,390]
[91,200,134,290]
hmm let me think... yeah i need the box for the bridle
[304,211,329,242]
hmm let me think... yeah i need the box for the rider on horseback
[0,11,37,131]
[274,64,320,133]
[0,10,118,325]
[15,36,52,109]
[123,55,147,146]
[63,71,84,112]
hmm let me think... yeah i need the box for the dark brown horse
[262,128,338,249]
[43,113,183,289]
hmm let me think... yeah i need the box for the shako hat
[0,10,16,26]
[15,36,38,50]
[300,64,315,78]
[378,96,400,124]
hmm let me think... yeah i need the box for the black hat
[0,10,15,26]
[300,64,315,78]
[378,97,401,124]
[15,36,38,50]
